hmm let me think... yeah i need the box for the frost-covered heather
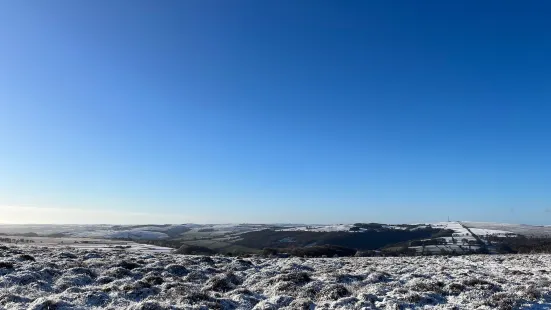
[1,245,551,309]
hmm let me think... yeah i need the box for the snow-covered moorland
[1,245,551,309]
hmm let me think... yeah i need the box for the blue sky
[1,1,550,224]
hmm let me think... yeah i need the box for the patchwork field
[1,244,551,309]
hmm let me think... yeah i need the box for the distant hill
[3,221,550,257]
[234,226,445,250]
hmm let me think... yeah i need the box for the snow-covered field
[463,222,551,238]
[468,228,517,237]
[1,245,551,309]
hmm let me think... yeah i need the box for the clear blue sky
[1,1,550,224]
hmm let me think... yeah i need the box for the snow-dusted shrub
[142,274,164,285]
[3,270,42,286]
[227,259,254,271]
[197,256,216,265]
[229,287,262,307]
[82,291,110,306]
[63,286,85,294]
[203,272,242,292]
[444,282,466,295]
[485,292,518,310]
[66,266,96,278]
[316,284,350,301]
[18,254,36,261]
[402,292,443,305]
[331,296,358,308]
[463,277,501,291]
[232,293,261,308]
[102,266,132,278]
[176,288,212,303]
[164,264,188,276]
[0,261,15,276]
[295,281,324,299]
[118,260,142,270]
[285,298,314,310]
[356,293,379,303]
[82,252,102,260]
[135,266,165,275]
[55,274,93,290]
[201,266,220,275]
[127,300,171,310]
[406,278,445,293]
[95,275,115,284]
[263,272,313,296]
[364,271,389,283]
[58,252,77,259]
[0,293,30,304]
[280,262,314,273]
[39,267,62,280]
[27,297,75,310]
[121,280,161,301]
[523,285,543,301]
[267,295,294,307]
[335,273,364,283]
[251,300,278,309]
[273,271,311,285]
[184,270,208,282]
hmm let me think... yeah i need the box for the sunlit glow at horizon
[0,205,200,225]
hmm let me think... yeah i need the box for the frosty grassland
[1,245,551,309]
